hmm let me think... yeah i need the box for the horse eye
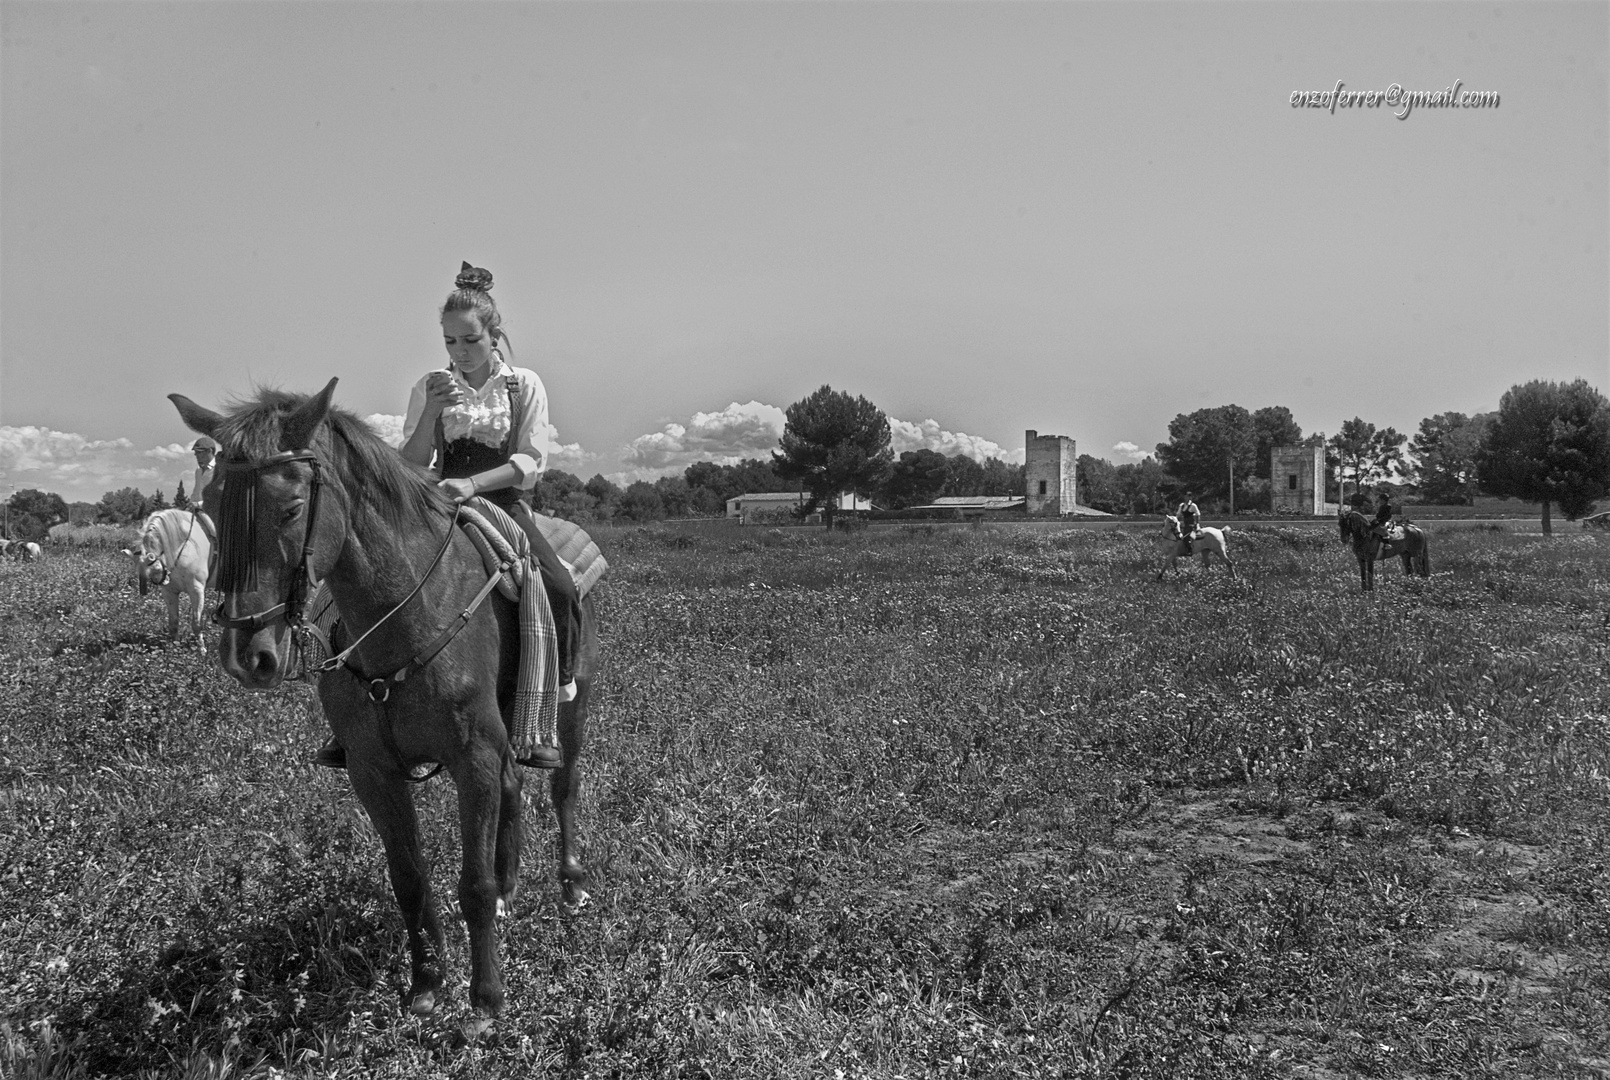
[282,504,303,525]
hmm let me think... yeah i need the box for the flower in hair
[455,262,494,292]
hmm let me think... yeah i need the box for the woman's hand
[438,477,477,504]
[424,370,464,412]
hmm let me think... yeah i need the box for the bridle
[140,509,202,588]
[213,449,326,633]
[210,443,497,705]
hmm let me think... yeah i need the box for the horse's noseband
[212,449,325,635]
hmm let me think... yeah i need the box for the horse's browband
[219,449,318,473]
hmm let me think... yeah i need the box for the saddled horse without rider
[170,380,599,1037]
[1158,515,1235,579]
[1338,508,1430,592]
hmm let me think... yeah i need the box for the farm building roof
[726,492,811,504]
[909,496,1027,511]
[907,497,1113,516]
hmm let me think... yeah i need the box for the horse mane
[214,387,448,530]
[140,508,190,556]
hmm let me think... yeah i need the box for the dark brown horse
[170,380,597,1035]
[1339,509,1430,591]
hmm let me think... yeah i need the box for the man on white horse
[190,435,220,587]
[1176,492,1201,546]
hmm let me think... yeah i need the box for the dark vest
[434,373,527,509]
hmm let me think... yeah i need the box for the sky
[2,1,1606,505]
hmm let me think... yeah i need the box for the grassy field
[3,523,1608,1079]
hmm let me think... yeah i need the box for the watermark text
[1290,80,1499,120]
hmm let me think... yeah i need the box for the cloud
[360,414,595,473]
[620,401,786,472]
[616,402,1024,480]
[144,442,195,462]
[1,426,134,471]
[361,413,406,448]
[0,425,170,501]
[1112,441,1152,461]
[889,418,1023,464]
[544,423,595,474]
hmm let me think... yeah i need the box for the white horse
[1158,515,1234,579]
[6,540,42,562]
[122,509,211,643]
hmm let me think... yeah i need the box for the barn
[726,492,874,524]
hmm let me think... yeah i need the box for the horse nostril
[249,646,279,680]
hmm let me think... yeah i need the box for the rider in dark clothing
[1371,491,1394,537]
[1177,492,1200,544]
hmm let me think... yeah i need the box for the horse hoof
[461,1013,495,1043]
[496,895,514,919]
[561,887,591,916]
[408,989,437,1017]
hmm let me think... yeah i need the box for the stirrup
[558,680,577,703]
[517,745,564,769]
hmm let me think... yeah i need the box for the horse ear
[169,394,225,440]
[283,378,339,451]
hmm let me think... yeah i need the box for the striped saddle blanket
[301,506,606,761]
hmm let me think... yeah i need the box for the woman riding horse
[316,263,578,771]
[169,381,599,1033]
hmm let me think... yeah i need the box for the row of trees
[1,483,198,541]
[527,446,1024,525]
[755,379,1608,532]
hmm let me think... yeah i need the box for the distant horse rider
[191,436,220,587]
[191,436,218,545]
[1177,492,1201,546]
[1371,489,1394,539]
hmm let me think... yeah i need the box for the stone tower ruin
[1270,445,1325,514]
[1025,430,1077,515]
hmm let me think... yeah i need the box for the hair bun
[455,261,494,292]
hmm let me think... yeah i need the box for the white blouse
[402,356,550,485]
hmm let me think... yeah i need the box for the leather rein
[213,448,509,704]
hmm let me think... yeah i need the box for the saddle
[297,505,608,762]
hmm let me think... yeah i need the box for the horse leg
[164,589,180,639]
[345,764,447,1015]
[452,740,508,1022]
[493,751,522,918]
[186,580,206,646]
[552,684,592,913]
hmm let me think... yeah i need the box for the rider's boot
[313,737,347,769]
